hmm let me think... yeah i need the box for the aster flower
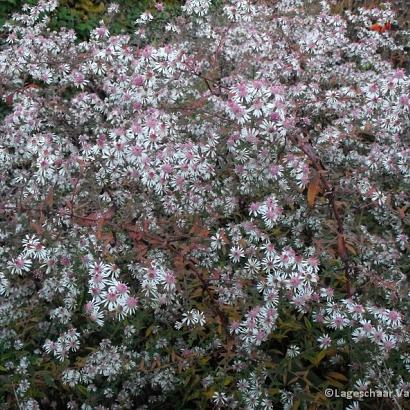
[317,334,332,349]
[7,256,32,275]
[229,246,245,263]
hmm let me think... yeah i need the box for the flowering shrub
[0,0,409,409]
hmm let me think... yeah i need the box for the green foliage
[0,101,12,123]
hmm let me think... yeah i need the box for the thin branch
[290,132,352,298]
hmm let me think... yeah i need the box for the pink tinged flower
[66,328,79,341]
[249,202,260,216]
[72,72,88,88]
[246,318,257,330]
[350,303,365,319]
[255,329,267,343]
[321,287,334,300]
[67,339,79,351]
[95,26,109,39]
[318,334,332,349]
[289,274,303,287]
[132,75,144,87]
[90,286,103,298]
[269,165,280,178]
[227,134,239,147]
[261,314,275,328]
[146,117,158,129]
[235,83,248,100]
[280,253,290,266]
[392,68,405,84]
[385,310,402,328]
[9,257,32,274]
[131,144,143,157]
[262,257,276,273]
[371,327,385,343]
[228,100,248,121]
[155,2,164,11]
[60,256,71,266]
[271,112,280,121]
[235,164,244,175]
[264,242,276,256]
[329,314,348,329]
[141,46,153,60]
[123,296,138,314]
[380,335,397,352]
[315,312,325,323]
[39,158,50,170]
[265,307,278,319]
[360,320,374,335]
[229,246,245,263]
[149,133,159,145]
[107,291,118,302]
[399,95,409,108]
[114,141,125,152]
[97,134,106,148]
[89,309,104,326]
[212,392,228,406]
[91,262,106,276]
[248,307,260,320]
[92,273,104,285]
[15,258,27,269]
[263,207,281,225]
[352,328,367,342]
[115,282,129,295]
[84,302,94,314]
[265,291,279,305]
[146,267,158,282]
[230,321,241,334]
[161,271,176,292]
[161,163,173,175]
[103,290,118,310]
[43,340,57,353]
[308,257,319,270]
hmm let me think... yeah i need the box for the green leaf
[307,350,327,367]
[223,376,234,386]
[77,385,89,397]
[304,317,312,330]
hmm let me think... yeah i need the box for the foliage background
[0,0,409,409]
[0,0,182,38]
[1,1,409,38]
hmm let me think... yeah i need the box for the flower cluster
[0,0,409,408]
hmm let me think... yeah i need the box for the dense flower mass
[0,0,409,408]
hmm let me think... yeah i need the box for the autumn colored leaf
[370,23,384,32]
[173,254,185,272]
[337,233,348,260]
[30,221,44,236]
[45,188,54,208]
[370,22,392,33]
[326,371,348,382]
[307,173,321,208]
[73,208,114,227]
[345,243,357,256]
[126,225,143,241]
[96,230,114,243]
[5,93,13,106]
[398,206,406,219]
[134,242,148,258]
[190,217,209,238]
